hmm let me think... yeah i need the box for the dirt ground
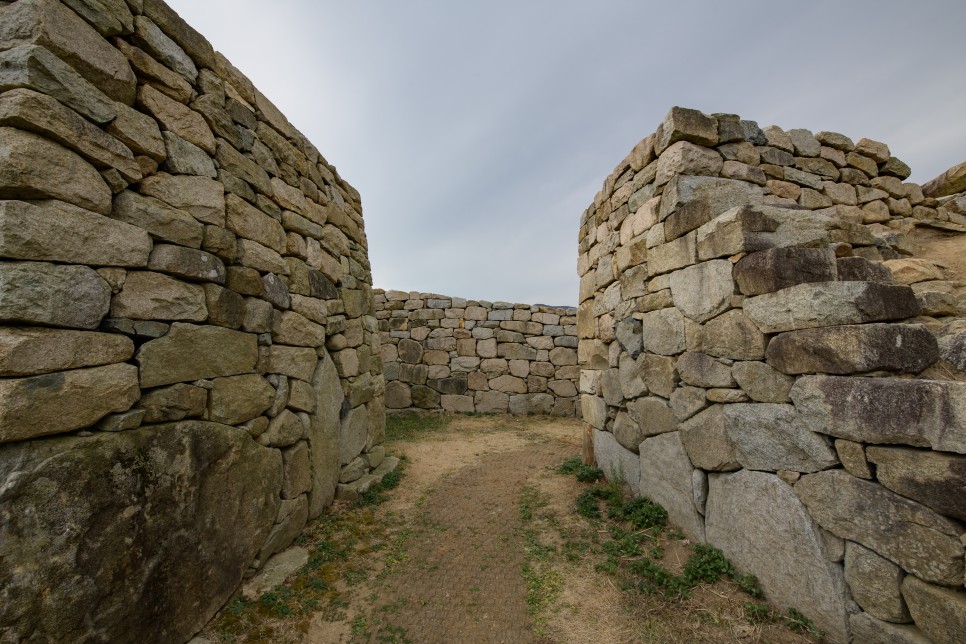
[202,414,822,643]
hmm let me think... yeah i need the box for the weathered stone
[111,271,206,321]
[639,308,685,356]
[901,576,966,644]
[108,102,165,161]
[866,446,966,522]
[594,428,640,495]
[670,385,707,423]
[0,42,116,125]
[734,247,837,296]
[215,140,270,194]
[116,38,192,103]
[0,421,280,643]
[148,244,225,284]
[207,374,274,425]
[884,258,945,285]
[655,141,722,186]
[162,131,216,177]
[612,411,642,453]
[845,541,910,623]
[766,323,938,375]
[0,199,151,267]
[693,309,768,361]
[137,323,257,388]
[706,470,849,642]
[0,88,139,181]
[659,175,764,236]
[788,128,821,157]
[791,375,966,454]
[0,362,138,442]
[0,126,111,214]
[307,351,342,516]
[132,15,197,82]
[260,273,290,309]
[731,361,793,403]
[260,408,302,448]
[225,194,286,254]
[581,394,607,430]
[0,327,132,377]
[281,441,310,499]
[639,432,705,542]
[676,352,734,388]
[626,396,676,438]
[922,160,966,199]
[138,85,214,154]
[654,106,717,153]
[640,354,678,398]
[137,383,206,423]
[614,317,642,359]
[744,281,920,333]
[202,284,244,329]
[59,0,133,36]
[668,260,734,323]
[139,173,225,227]
[0,261,109,329]
[272,311,325,347]
[258,494,308,561]
[849,613,930,644]
[397,338,423,364]
[236,239,286,274]
[797,470,964,586]
[112,190,203,249]
[695,205,836,261]
[836,256,894,283]
[340,405,369,465]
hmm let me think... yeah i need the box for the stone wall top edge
[373,288,576,314]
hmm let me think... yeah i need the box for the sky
[167,0,966,307]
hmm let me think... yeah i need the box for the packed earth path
[201,414,821,644]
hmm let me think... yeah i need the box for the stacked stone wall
[373,289,580,416]
[0,1,384,641]
[578,106,966,643]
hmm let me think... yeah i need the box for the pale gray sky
[167,0,966,306]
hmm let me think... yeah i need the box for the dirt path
[308,416,580,643]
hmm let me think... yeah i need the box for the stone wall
[0,1,384,642]
[578,106,966,643]
[373,289,580,416]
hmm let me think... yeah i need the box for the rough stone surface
[639,432,705,542]
[111,271,207,321]
[0,327,132,377]
[731,361,793,402]
[849,613,931,644]
[207,374,274,425]
[765,323,939,375]
[0,261,109,329]
[791,375,966,454]
[744,281,921,333]
[733,247,837,296]
[594,429,640,495]
[137,323,257,388]
[668,259,734,323]
[845,541,910,623]
[0,421,281,643]
[797,470,964,586]
[901,576,966,644]
[866,446,966,521]
[706,470,849,642]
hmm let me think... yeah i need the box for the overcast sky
[167,0,966,306]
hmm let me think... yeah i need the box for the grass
[556,459,822,639]
[385,413,452,442]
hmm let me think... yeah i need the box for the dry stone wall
[578,106,966,643]
[373,289,580,416]
[0,1,385,642]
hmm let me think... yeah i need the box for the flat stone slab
[241,546,308,600]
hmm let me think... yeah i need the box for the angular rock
[107,101,165,161]
[148,244,225,284]
[640,354,678,398]
[340,405,369,465]
[612,412,643,453]
[655,141,723,186]
[207,374,274,425]
[614,316,642,359]
[261,345,316,382]
[162,131,216,177]
[668,259,734,323]
[797,470,964,586]
[0,89,139,181]
[137,382,207,423]
[659,175,764,236]
[706,470,849,642]
[0,44,116,125]
[61,0,134,37]
[475,390,509,413]
[0,327,132,377]
[272,311,325,347]
[0,261,109,329]
[137,323,257,388]
[836,256,894,283]
[0,421,280,643]
[733,247,837,296]
[693,309,767,361]
[654,106,717,153]
[281,441,310,499]
[594,428,640,495]
[307,351,343,515]
[225,194,286,254]
[112,190,203,248]
[215,140,270,195]
[111,271,206,321]
[639,432,705,541]
[695,205,834,262]
[0,362,138,442]
[731,361,793,403]
[901,576,966,644]
[884,258,945,285]
[670,385,708,423]
[791,375,966,454]
[849,613,931,644]
[236,239,286,274]
[845,541,910,623]
[0,126,110,214]
[639,308,685,356]
[676,351,734,388]
[744,281,921,333]
[679,406,739,471]
[139,173,225,226]
[0,199,150,267]
[922,160,966,199]
[626,396,676,438]
[866,446,966,522]
[260,408,303,448]
[766,323,938,375]
[132,15,197,82]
